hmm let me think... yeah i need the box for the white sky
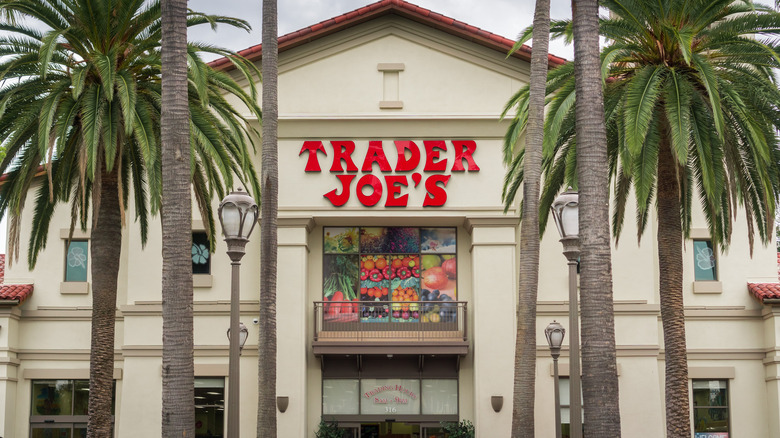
[188,0,577,61]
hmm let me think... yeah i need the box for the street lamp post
[545,321,565,438]
[550,188,581,438]
[218,188,258,438]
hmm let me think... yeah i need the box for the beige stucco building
[1,1,780,437]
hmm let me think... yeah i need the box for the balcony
[312,300,469,356]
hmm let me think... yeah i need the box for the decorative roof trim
[208,0,567,71]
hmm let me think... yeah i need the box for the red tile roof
[0,283,33,304]
[748,282,780,304]
[0,255,33,305]
[209,0,567,71]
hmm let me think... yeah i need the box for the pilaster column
[764,305,780,438]
[0,308,20,438]
[276,217,313,438]
[466,217,518,437]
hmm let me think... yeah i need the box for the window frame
[63,239,89,283]
[191,231,212,275]
[29,379,115,437]
[692,239,718,282]
[194,377,225,437]
[558,376,583,437]
[322,227,458,324]
[692,379,731,437]
[321,377,459,417]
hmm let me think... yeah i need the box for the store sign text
[363,384,418,406]
[299,140,480,207]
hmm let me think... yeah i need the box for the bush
[441,420,475,438]
[315,419,349,438]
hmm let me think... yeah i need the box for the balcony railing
[313,300,468,342]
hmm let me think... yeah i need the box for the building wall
[1,12,778,438]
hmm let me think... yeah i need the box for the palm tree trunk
[87,168,121,438]
[161,0,195,435]
[571,1,622,437]
[258,0,278,436]
[656,118,691,438]
[512,0,550,436]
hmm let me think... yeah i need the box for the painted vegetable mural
[323,227,456,323]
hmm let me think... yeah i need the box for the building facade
[1,1,780,437]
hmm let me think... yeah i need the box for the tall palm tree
[258,0,278,436]
[570,0,622,436]
[0,1,261,436]
[505,1,780,436]
[502,1,551,436]
[161,0,194,435]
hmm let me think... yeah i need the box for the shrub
[441,420,475,438]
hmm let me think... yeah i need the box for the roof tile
[0,283,33,303]
[0,255,33,305]
[748,282,780,303]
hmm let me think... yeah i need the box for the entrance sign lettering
[299,140,480,207]
[360,379,421,415]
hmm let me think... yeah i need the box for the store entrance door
[338,422,450,438]
[359,422,419,437]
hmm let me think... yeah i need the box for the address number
[385,407,397,413]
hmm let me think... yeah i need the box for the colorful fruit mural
[323,227,456,324]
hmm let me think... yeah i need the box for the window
[30,379,114,437]
[192,232,211,275]
[693,379,729,437]
[559,377,583,438]
[322,378,457,416]
[65,241,88,282]
[693,240,717,281]
[323,227,457,323]
[195,377,224,438]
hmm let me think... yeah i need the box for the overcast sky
[188,0,578,61]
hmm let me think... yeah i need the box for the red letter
[323,174,356,206]
[299,141,326,172]
[423,175,451,207]
[394,141,420,172]
[330,141,358,172]
[362,141,392,172]
[423,141,448,172]
[451,140,480,171]
[356,174,383,206]
[384,175,408,207]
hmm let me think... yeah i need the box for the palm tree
[258,0,278,436]
[161,0,194,435]
[502,0,551,436]
[570,0,622,436]
[0,1,261,436]
[505,0,780,436]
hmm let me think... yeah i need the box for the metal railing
[313,300,467,342]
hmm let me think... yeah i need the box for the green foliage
[315,419,349,438]
[502,0,780,254]
[0,0,263,267]
[441,420,475,438]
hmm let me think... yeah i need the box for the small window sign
[192,232,211,275]
[65,241,88,282]
[693,240,717,281]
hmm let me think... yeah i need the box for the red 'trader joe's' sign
[299,140,480,207]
